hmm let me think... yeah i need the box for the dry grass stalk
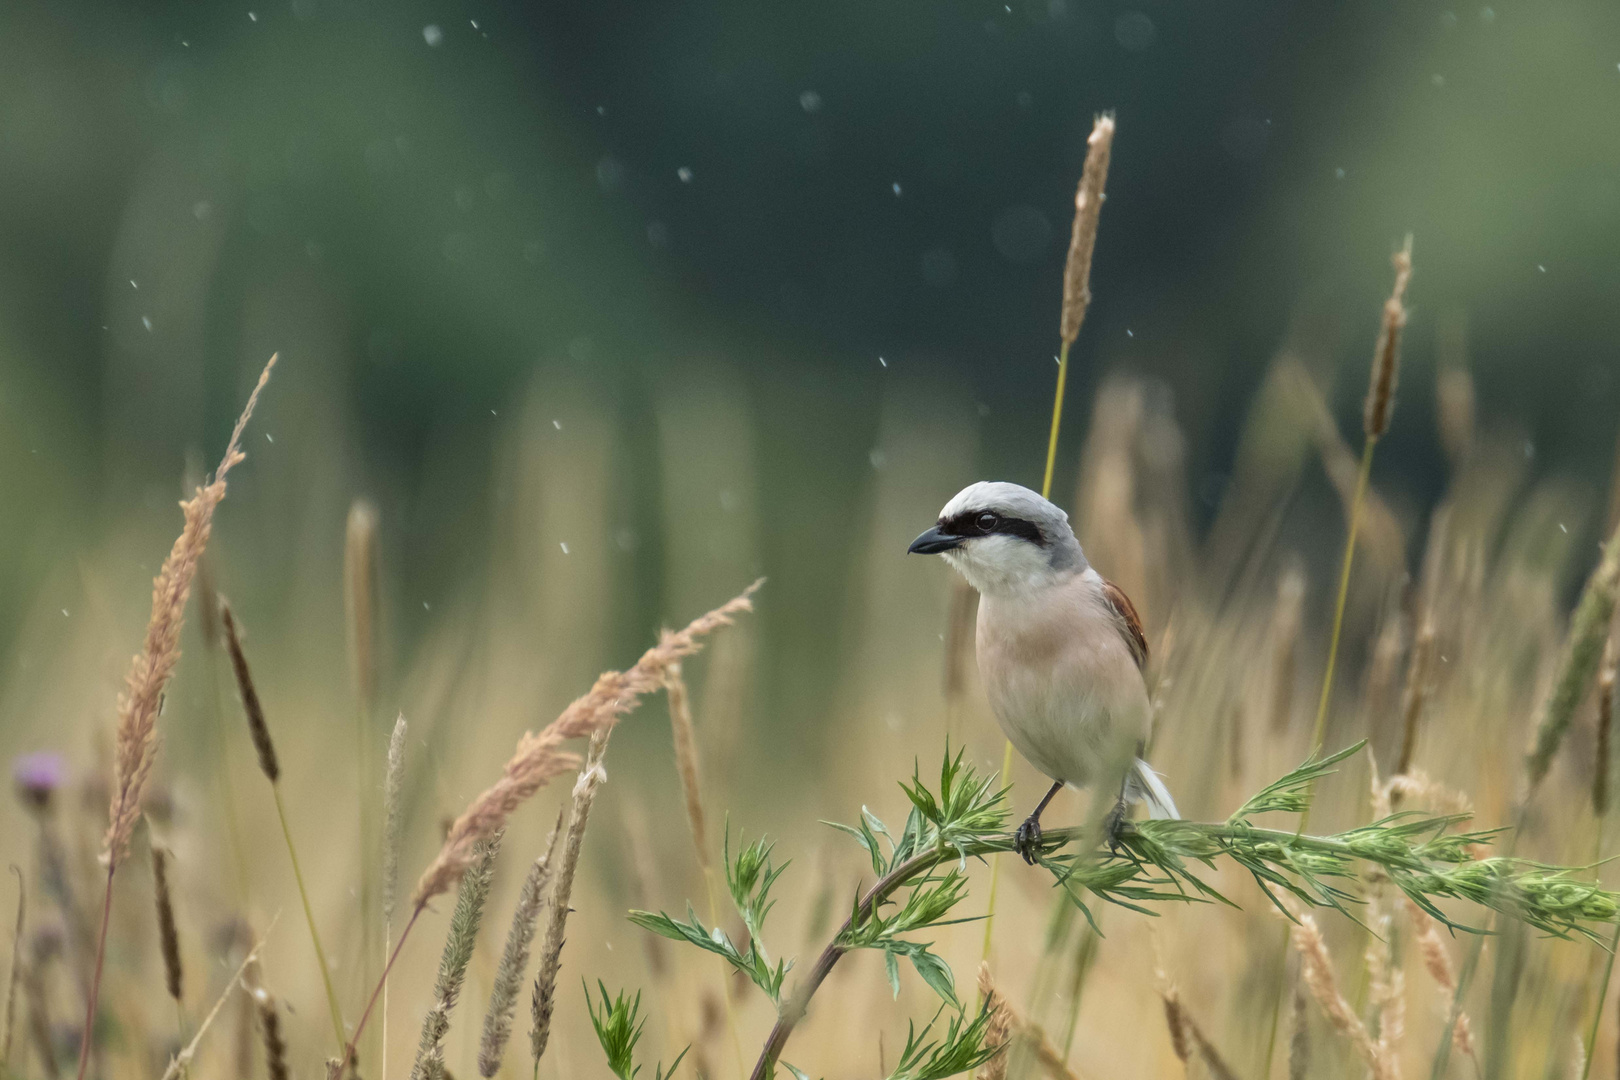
[1269,562,1306,732]
[1404,899,1479,1065]
[1395,619,1436,776]
[77,354,275,1080]
[105,354,276,865]
[219,597,346,1049]
[1435,312,1475,469]
[219,602,278,783]
[412,833,502,1080]
[664,662,710,870]
[1059,115,1114,346]
[384,713,409,930]
[1364,911,1405,1078]
[157,931,266,1080]
[150,845,182,1004]
[1363,236,1414,440]
[976,963,1082,1080]
[1288,978,1309,1080]
[530,730,610,1066]
[256,989,290,1080]
[2,867,22,1070]
[477,810,564,1078]
[413,580,761,907]
[1597,639,1617,816]
[974,963,1012,1080]
[1571,1034,1587,1080]
[1285,905,1397,1080]
[1153,968,1238,1080]
[1526,518,1620,791]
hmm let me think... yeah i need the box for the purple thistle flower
[13,751,66,812]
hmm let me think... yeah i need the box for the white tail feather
[1127,758,1179,820]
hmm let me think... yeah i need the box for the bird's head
[908,481,1086,596]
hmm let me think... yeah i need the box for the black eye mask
[936,510,1047,547]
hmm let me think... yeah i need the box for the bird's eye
[976,511,999,532]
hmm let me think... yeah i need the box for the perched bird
[909,481,1177,863]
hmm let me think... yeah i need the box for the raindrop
[62,609,69,617]
[878,356,888,368]
[130,279,138,288]
[891,181,903,196]
[1537,264,1546,272]
[248,11,257,20]
[1479,5,1495,20]
[142,316,153,331]
[991,205,1054,264]
[677,166,693,183]
[1431,73,1446,87]
[1126,329,1134,338]
[422,24,443,46]
[799,90,822,113]
[869,448,887,469]
[552,419,562,430]
[1335,167,1347,180]
[265,433,273,443]
[560,541,570,554]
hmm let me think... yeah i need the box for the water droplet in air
[1335,167,1346,180]
[560,542,570,554]
[799,90,822,113]
[892,182,903,196]
[677,166,693,182]
[879,356,888,367]
[552,419,562,430]
[423,25,443,46]
[248,11,257,21]
[141,316,153,331]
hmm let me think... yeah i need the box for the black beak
[908,526,962,555]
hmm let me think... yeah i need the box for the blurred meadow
[4,1,1620,1079]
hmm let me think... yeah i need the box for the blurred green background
[2,0,1619,753]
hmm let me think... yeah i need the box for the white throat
[940,534,1072,598]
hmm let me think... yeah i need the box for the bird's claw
[1104,798,1127,856]
[1014,815,1044,865]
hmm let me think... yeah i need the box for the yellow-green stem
[1265,434,1377,1080]
[272,783,347,1052]
[983,339,1073,972]
[1306,435,1378,782]
[1582,816,1613,1080]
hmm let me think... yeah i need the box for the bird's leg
[1014,780,1064,865]
[1103,773,1130,855]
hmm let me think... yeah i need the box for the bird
[908,480,1177,864]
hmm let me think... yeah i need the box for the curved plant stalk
[719,741,1620,1080]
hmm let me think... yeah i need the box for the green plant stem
[1582,815,1613,1080]
[752,814,1583,1080]
[982,338,1075,976]
[1305,435,1377,798]
[1264,435,1376,1080]
[272,783,347,1053]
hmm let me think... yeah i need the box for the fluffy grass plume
[1058,114,1113,348]
[412,833,502,1080]
[150,845,182,1005]
[1363,236,1414,440]
[478,809,564,1078]
[1525,516,1620,790]
[663,662,709,871]
[220,597,347,1051]
[530,730,610,1067]
[256,989,289,1080]
[105,354,275,864]
[1286,905,1396,1080]
[413,580,760,907]
[77,354,275,1080]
